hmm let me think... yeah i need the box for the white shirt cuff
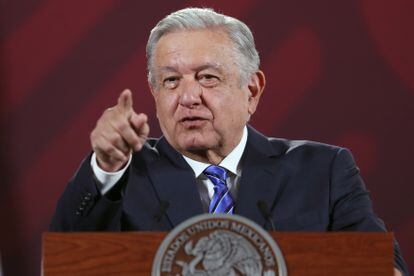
[90,152,132,195]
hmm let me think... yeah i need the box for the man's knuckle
[103,107,114,115]
[130,135,140,145]
[100,143,112,153]
[107,133,120,144]
[117,121,130,132]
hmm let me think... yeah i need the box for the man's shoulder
[130,137,162,161]
[262,136,353,169]
[131,136,186,167]
[267,136,343,154]
[248,126,344,157]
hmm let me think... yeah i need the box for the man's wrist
[90,152,132,194]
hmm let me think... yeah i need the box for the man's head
[146,8,265,163]
[147,8,260,87]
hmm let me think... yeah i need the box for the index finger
[117,89,133,114]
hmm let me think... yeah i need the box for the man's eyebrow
[157,63,225,74]
[194,63,224,73]
[158,66,179,73]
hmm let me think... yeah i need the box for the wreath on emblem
[175,230,275,276]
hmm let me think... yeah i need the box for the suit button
[84,194,92,201]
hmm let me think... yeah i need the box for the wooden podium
[42,232,393,275]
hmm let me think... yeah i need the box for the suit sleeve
[49,154,126,231]
[329,148,408,275]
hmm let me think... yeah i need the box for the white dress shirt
[182,126,247,211]
[90,126,248,210]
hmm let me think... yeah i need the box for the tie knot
[204,165,227,185]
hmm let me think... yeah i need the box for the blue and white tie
[204,165,234,214]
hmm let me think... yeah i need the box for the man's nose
[178,78,202,108]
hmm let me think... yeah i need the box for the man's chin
[179,136,214,152]
[181,142,209,152]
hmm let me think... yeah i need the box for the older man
[50,8,407,275]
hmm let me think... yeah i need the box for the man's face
[150,29,263,160]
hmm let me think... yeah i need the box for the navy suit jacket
[50,126,407,273]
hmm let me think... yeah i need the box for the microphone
[153,200,170,223]
[257,200,276,231]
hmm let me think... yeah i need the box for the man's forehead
[154,29,234,57]
[151,29,237,78]
[156,62,225,74]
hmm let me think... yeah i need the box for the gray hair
[146,7,260,87]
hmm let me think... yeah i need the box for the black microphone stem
[257,200,276,231]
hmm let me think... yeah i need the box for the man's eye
[164,76,178,83]
[200,74,217,80]
[163,77,179,88]
[198,74,220,86]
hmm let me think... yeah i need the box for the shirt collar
[182,126,248,178]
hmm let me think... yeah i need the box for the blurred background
[0,0,413,275]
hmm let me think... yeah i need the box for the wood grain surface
[42,232,393,275]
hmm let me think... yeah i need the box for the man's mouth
[179,116,208,127]
[180,116,205,122]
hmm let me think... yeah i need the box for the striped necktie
[204,165,234,214]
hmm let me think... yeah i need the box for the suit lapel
[236,126,289,228]
[145,127,289,229]
[147,137,204,227]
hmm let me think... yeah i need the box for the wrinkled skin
[150,29,265,164]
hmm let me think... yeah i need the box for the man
[50,8,407,274]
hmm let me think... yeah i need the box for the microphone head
[160,200,170,210]
[257,200,270,217]
[153,200,170,223]
[257,200,276,231]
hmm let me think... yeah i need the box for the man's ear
[148,81,156,96]
[247,70,266,115]
[148,82,160,119]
